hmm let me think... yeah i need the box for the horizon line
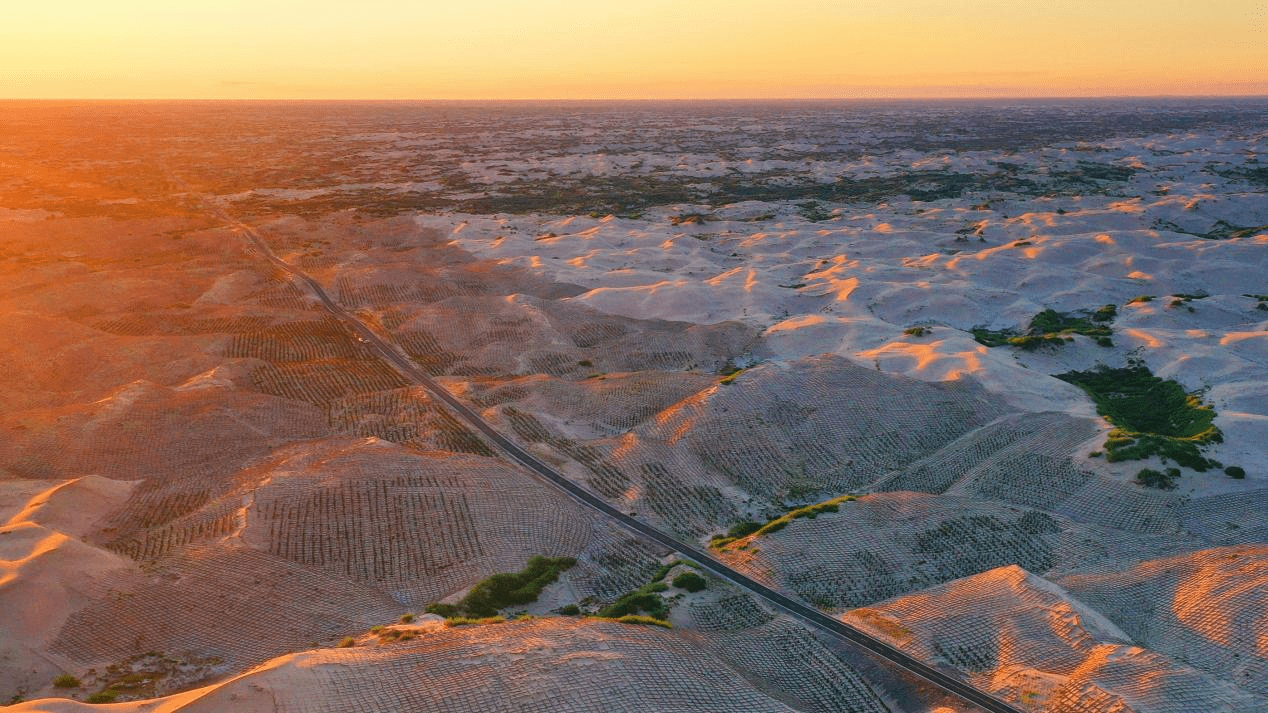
[4,93,1268,104]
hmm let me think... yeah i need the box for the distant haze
[3,0,1265,100]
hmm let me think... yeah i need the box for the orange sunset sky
[2,0,1266,100]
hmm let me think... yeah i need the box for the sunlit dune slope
[11,619,816,713]
[1059,545,1268,695]
[843,565,1268,712]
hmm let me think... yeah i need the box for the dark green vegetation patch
[1056,364,1223,471]
[425,556,577,618]
[972,307,1115,350]
[1136,467,1181,490]
[712,495,857,547]
[598,581,670,621]
[672,572,708,593]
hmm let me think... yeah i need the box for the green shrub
[757,519,788,535]
[424,603,462,618]
[441,556,577,618]
[399,613,414,623]
[753,495,856,537]
[903,326,930,337]
[672,572,707,592]
[649,562,678,582]
[725,521,761,538]
[338,637,356,648]
[1225,466,1246,479]
[53,675,81,689]
[86,691,119,704]
[1128,295,1155,304]
[1136,468,1179,490]
[1056,364,1222,470]
[711,520,760,546]
[598,583,669,620]
[558,604,580,615]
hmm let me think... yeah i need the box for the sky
[2,0,1266,100]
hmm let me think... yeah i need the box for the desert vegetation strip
[972,305,1115,350]
[1056,362,1225,471]
[425,555,576,618]
[712,495,858,548]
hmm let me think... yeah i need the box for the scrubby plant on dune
[1135,467,1181,490]
[972,306,1115,350]
[1056,363,1224,471]
[445,616,506,627]
[711,495,857,547]
[598,582,670,621]
[425,555,577,619]
[672,572,707,592]
[598,615,673,629]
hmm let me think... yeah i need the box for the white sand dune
[1,477,137,696]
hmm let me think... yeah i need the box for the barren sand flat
[1,100,1266,711]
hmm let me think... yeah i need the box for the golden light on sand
[1,0,1265,99]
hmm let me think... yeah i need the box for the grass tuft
[445,616,506,627]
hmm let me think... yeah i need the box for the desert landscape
[1,99,1266,712]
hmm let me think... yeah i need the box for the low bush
[53,675,81,689]
[424,603,461,618]
[598,582,669,620]
[1136,467,1180,490]
[431,556,577,618]
[338,637,356,648]
[1225,466,1246,479]
[710,520,760,546]
[672,572,707,592]
[86,691,119,704]
[557,604,580,615]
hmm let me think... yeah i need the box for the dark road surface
[212,202,1023,713]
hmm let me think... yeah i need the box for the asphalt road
[215,204,1024,713]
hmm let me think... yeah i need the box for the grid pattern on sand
[845,565,1268,713]
[325,386,493,456]
[242,447,602,606]
[1058,545,1268,696]
[683,594,890,713]
[241,619,808,713]
[49,545,402,671]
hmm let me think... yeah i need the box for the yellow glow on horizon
[1,0,1265,100]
